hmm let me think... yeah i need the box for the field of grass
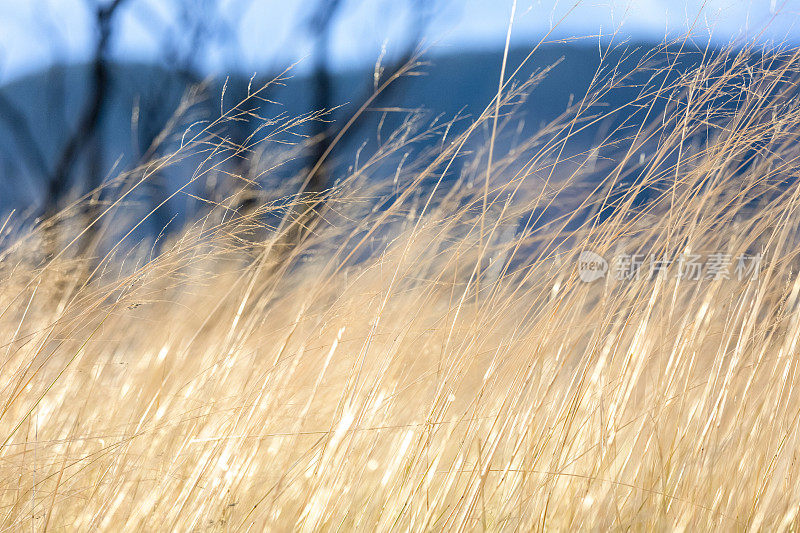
[3,35,800,530]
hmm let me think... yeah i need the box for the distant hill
[0,41,716,224]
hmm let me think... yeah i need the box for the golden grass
[3,34,800,530]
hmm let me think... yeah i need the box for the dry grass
[4,33,800,531]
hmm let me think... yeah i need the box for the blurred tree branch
[287,0,437,246]
[304,0,437,191]
[47,0,129,219]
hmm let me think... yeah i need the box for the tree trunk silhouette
[43,0,128,259]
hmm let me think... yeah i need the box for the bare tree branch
[302,0,437,194]
[44,0,129,220]
[305,0,346,194]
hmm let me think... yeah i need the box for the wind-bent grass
[4,34,800,530]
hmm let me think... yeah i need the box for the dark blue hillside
[0,41,770,240]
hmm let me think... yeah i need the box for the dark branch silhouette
[306,0,345,195]
[283,0,437,248]
[303,0,436,194]
[45,0,128,222]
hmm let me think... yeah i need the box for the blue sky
[0,0,798,84]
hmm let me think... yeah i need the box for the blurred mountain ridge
[0,41,720,221]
